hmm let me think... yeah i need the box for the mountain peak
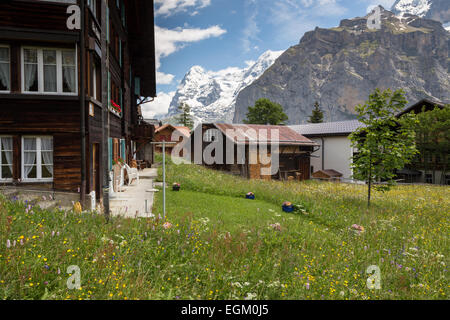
[391,0,449,24]
[234,8,449,124]
[164,50,283,123]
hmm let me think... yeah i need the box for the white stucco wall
[309,135,354,179]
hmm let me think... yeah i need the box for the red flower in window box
[110,100,122,113]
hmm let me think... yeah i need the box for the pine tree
[308,102,324,123]
[175,102,194,130]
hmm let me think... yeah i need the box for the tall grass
[0,153,448,300]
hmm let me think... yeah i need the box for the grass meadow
[0,153,448,300]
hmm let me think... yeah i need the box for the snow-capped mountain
[391,0,449,25]
[165,50,283,123]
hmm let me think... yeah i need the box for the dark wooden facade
[189,124,317,181]
[0,0,156,201]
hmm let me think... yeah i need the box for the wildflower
[305,283,310,290]
[163,222,172,229]
[351,224,365,234]
[244,292,257,300]
[6,240,11,248]
[269,223,282,232]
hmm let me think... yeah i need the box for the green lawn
[0,153,448,300]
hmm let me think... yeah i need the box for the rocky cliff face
[233,7,450,124]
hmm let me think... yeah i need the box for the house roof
[208,123,317,146]
[290,120,364,137]
[397,98,448,117]
[312,169,343,177]
[155,124,191,138]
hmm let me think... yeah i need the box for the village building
[311,169,343,181]
[397,98,449,185]
[290,120,363,181]
[0,0,157,206]
[190,123,318,180]
[154,124,191,157]
[291,98,449,185]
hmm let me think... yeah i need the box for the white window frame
[0,136,13,182]
[21,136,54,182]
[21,46,78,95]
[88,0,97,17]
[0,44,10,93]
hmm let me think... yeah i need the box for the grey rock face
[233,7,450,124]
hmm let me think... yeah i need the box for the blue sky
[146,0,396,118]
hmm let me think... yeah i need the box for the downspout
[321,137,325,170]
[80,0,87,205]
[102,0,110,221]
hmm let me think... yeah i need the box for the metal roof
[290,120,364,136]
[209,123,317,146]
[155,124,191,138]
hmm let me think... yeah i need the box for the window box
[110,100,122,117]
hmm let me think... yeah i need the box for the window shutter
[134,77,140,96]
[121,139,126,161]
[119,41,122,67]
[107,71,111,108]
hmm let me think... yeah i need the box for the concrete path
[110,168,159,218]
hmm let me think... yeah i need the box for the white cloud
[242,0,261,53]
[268,0,348,43]
[359,0,396,13]
[155,25,227,85]
[154,0,211,16]
[242,11,260,52]
[141,91,176,119]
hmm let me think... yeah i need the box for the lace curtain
[1,138,13,177]
[41,138,53,176]
[0,48,9,90]
[23,138,36,179]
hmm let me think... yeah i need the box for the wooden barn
[0,0,157,206]
[190,124,318,180]
[154,124,191,156]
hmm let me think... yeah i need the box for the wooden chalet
[0,0,157,207]
[154,124,191,156]
[191,124,318,180]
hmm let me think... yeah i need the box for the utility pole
[162,141,166,219]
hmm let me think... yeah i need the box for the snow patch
[164,50,284,123]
